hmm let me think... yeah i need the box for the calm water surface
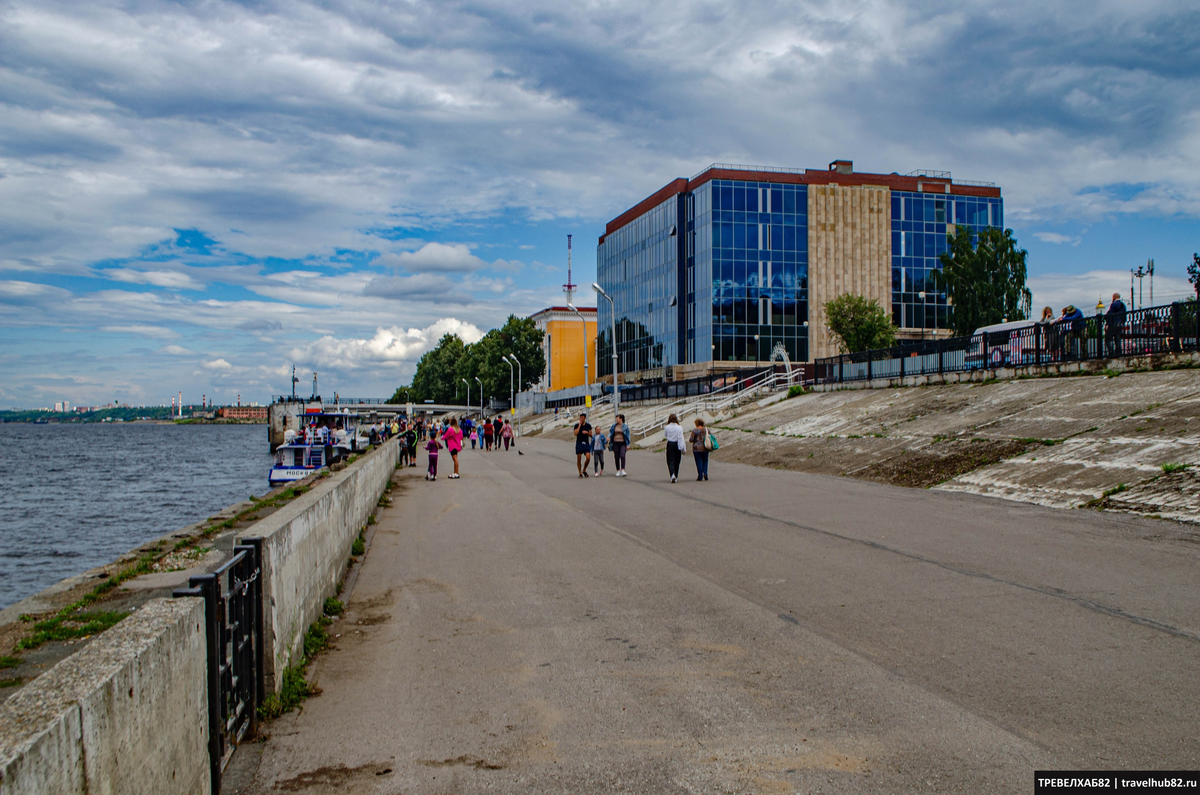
[0,423,271,610]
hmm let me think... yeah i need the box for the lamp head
[591,282,608,297]
[567,302,577,312]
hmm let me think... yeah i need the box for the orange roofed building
[530,306,597,392]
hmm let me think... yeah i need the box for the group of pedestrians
[1036,292,1129,360]
[464,415,515,451]
[573,412,713,482]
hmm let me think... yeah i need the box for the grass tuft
[323,597,344,616]
[17,611,128,650]
[1161,462,1190,474]
[0,655,21,669]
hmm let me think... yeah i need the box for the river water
[0,423,271,610]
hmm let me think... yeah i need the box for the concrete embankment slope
[716,368,1200,521]
[0,438,398,795]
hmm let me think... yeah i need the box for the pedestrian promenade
[228,438,1200,794]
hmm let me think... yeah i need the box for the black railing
[174,539,263,794]
[815,302,1200,385]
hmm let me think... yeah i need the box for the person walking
[501,419,514,451]
[483,418,494,451]
[492,416,504,451]
[441,417,463,479]
[609,414,630,477]
[403,423,418,467]
[690,418,710,481]
[592,426,608,476]
[1106,292,1127,356]
[574,412,593,478]
[663,413,685,483]
[424,434,440,481]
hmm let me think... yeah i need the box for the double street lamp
[592,282,618,417]
[503,354,523,439]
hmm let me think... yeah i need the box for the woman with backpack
[691,418,711,481]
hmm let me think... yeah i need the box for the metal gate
[175,539,263,794]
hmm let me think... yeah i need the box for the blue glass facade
[595,195,682,376]
[891,192,1003,330]
[704,179,809,363]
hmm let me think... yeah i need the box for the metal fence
[174,540,263,794]
[814,302,1200,385]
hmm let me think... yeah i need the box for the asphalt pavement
[230,436,1200,794]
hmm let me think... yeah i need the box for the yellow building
[531,306,597,392]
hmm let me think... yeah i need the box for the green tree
[1189,253,1199,301]
[933,227,1031,336]
[410,333,467,403]
[388,385,415,404]
[395,315,546,407]
[823,294,897,353]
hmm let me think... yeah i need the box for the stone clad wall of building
[808,184,892,360]
[543,317,596,392]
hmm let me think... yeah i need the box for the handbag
[706,432,718,451]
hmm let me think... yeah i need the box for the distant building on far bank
[530,306,597,392]
[217,406,268,421]
[596,160,1003,382]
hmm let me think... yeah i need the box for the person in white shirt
[662,414,686,483]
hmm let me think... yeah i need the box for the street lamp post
[506,354,523,439]
[567,302,590,406]
[592,283,619,418]
[474,376,482,419]
[918,291,927,342]
[502,355,514,418]
[461,378,469,418]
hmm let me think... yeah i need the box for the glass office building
[891,190,1003,331]
[596,163,1002,376]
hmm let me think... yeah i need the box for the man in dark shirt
[573,413,592,478]
[1106,292,1127,356]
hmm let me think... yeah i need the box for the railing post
[938,337,944,374]
[867,354,872,384]
[1171,303,1181,353]
[899,350,905,381]
[1036,323,1042,364]
[192,574,222,795]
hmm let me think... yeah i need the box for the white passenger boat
[268,411,367,486]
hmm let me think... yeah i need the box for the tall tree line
[391,315,545,406]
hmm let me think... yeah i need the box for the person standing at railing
[609,414,629,477]
[1059,305,1085,359]
[1106,293,1127,356]
[663,414,686,484]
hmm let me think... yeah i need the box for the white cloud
[379,242,487,273]
[202,358,233,371]
[103,269,204,290]
[99,324,178,339]
[289,318,484,370]
[1033,232,1081,246]
[160,344,192,355]
[1029,270,1196,315]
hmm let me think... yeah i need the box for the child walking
[592,427,608,476]
[425,435,441,480]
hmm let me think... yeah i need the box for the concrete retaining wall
[243,437,397,691]
[0,598,209,795]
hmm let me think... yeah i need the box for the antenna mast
[563,234,577,305]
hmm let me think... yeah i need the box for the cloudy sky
[2,0,1199,407]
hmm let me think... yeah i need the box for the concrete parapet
[811,351,1200,393]
[0,598,209,795]
[243,437,397,692]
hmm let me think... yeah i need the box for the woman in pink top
[441,417,464,479]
